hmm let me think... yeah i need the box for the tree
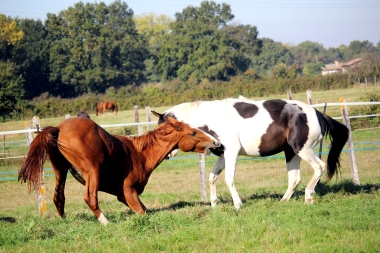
[134,13,172,82]
[0,14,24,45]
[289,41,326,68]
[156,1,254,81]
[45,1,149,97]
[302,62,324,76]
[251,38,292,75]
[0,61,24,119]
[134,13,172,50]
[13,19,51,99]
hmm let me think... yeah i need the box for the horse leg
[48,148,70,218]
[83,173,108,225]
[298,148,326,204]
[209,155,225,207]
[223,149,242,209]
[52,165,69,218]
[281,149,302,201]
[121,187,146,214]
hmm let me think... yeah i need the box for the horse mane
[129,121,183,152]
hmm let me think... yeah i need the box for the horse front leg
[223,150,242,209]
[122,187,146,215]
[281,154,302,201]
[209,156,225,207]
[83,173,108,225]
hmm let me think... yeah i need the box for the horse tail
[114,102,118,114]
[319,112,349,180]
[18,127,60,192]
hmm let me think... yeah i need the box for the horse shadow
[246,180,380,201]
[0,216,17,223]
[78,180,380,223]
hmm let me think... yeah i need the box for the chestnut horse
[95,101,118,116]
[19,117,220,225]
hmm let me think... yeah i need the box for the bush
[350,92,380,130]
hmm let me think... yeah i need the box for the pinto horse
[152,98,349,208]
[19,117,220,225]
[95,101,118,116]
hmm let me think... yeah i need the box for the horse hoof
[306,197,314,204]
[235,202,243,210]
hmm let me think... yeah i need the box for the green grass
[1,87,380,252]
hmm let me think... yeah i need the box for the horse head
[153,111,224,157]
[165,116,221,155]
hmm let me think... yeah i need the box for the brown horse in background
[19,117,220,225]
[95,101,118,116]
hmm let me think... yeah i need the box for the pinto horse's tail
[18,127,60,192]
[320,112,349,180]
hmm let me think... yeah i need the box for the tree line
[1,0,380,121]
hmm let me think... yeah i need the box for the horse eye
[191,131,196,136]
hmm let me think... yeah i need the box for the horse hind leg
[282,149,302,201]
[298,148,326,204]
[47,147,71,218]
[83,172,109,225]
[209,156,225,207]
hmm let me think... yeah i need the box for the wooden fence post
[307,90,312,105]
[2,135,5,156]
[145,106,152,131]
[339,98,360,185]
[198,153,207,202]
[134,105,143,135]
[287,90,292,100]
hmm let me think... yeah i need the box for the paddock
[1,94,380,252]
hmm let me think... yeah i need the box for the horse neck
[130,131,179,173]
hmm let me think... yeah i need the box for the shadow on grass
[0,216,17,223]
[245,180,380,201]
[69,181,380,223]
[316,180,380,196]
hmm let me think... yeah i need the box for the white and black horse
[152,98,349,208]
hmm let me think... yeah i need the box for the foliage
[302,62,324,76]
[0,14,24,45]
[350,91,380,130]
[251,38,292,75]
[45,0,149,97]
[0,61,24,120]
[155,1,258,82]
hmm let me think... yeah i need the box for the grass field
[1,87,380,252]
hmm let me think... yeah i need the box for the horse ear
[151,111,161,118]
[167,116,182,131]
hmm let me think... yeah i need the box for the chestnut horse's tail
[95,102,102,116]
[114,102,118,114]
[320,113,349,180]
[18,126,60,192]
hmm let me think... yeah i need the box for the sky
[1,0,379,49]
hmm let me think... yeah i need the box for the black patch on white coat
[259,100,309,161]
[158,112,177,124]
[233,102,259,118]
